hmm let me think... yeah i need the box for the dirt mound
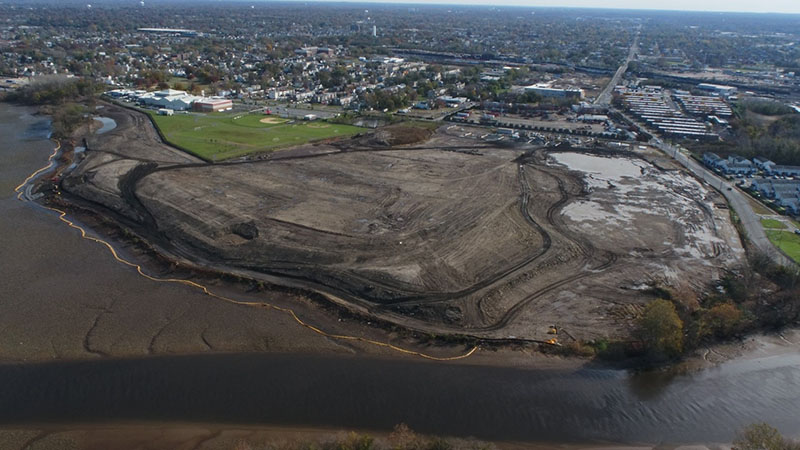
[231,221,259,240]
[370,125,435,147]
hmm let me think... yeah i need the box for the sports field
[761,218,787,229]
[148,111,362,161]
[765,229,800,263]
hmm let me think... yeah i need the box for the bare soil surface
[61,105,745,343]
[3,424,703,450]
[0,423,709,450]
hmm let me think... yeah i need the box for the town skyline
[267,0,800,14]
[15,0,800,15]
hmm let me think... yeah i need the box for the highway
[594,33,639,106]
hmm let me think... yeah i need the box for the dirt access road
[60,106,744,342]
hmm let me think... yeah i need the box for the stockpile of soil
[369,125,435,147]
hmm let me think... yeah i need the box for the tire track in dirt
[366,160,557,311]
[128,148,556,308]
[467,158,619,333]
[65,105,621,337]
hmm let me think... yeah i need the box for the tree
[49,103,89,139]
[637,299,684,358]
[704,302,743,337]
[327,432,375,450]
[318,69,332,88]
[733,423,800,450]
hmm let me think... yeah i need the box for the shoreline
[9,98,798,371]
[5,101,800,448]
[17,106,565,364]
[0,422,684,450]
[11,127,579,368]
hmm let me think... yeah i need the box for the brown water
[0,104,379,362]
[2,102,800,445]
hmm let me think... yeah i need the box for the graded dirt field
[63,108,746,342]
[148,111,362,161]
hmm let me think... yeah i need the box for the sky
[283,0,800,14]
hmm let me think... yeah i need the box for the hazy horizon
[12,0,800,15]
[267,0,800,14]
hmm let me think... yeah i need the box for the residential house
[703,152,722,169]
[767,165,800,177]
[717,156,756,175]
[753,156,776,171]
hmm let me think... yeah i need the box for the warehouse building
[193,98,233,112]
[673,91,733,118]
[697,83,738,97]
[137,89,201,111]
[619,86,717,140]
[524,83,584,99]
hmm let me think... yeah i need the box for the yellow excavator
[546,325,558,345]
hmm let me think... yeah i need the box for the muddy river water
[1,102,800,445]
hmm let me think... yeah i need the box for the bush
[388,423,421,450]
[47,102,90,139]
[387,424,458,450]
[733,423,800,450]
[8,76,100,106]
[563,340,597,357]
[704,302,743,337]
[739,99,795,117]
[424,439,452,450]
[636,299,684,358]
[325,433,375,450]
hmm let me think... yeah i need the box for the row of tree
[689,101,800,166]
[633,249,800,363]
[5,76,101,106]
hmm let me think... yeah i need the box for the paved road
[594,34,639,106]
[652,138,795,267]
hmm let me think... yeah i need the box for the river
[1,102,799,446]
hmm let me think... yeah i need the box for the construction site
[59,104,745,343]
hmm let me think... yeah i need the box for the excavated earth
[62,104,745,342]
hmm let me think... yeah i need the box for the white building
[268,88,293,100]
[524,83,584,99]
[697,83,738,97]
[137,89,201,111]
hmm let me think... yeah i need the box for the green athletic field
[148,111,362,161]
[765,229,800,263]
[760,218,787,229]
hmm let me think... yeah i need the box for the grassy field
[765,229,800,262]
[761,218,787,229]
[148,111,362,161]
